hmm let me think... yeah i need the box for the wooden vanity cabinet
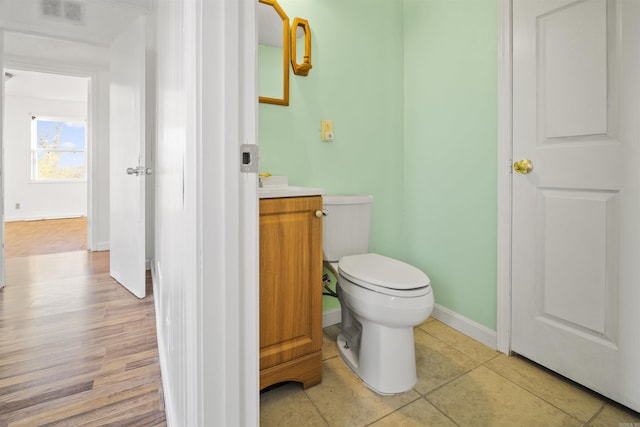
[259,195,323,390]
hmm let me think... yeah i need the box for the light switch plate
[321,120,333,142]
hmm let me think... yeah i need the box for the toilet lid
[338,253,431,297]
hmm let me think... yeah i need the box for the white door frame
[0,30,4,289]
[0,57,100,252]
[198,0,259,424]
[496,0,513,354]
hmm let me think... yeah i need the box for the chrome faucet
[258,173,271,188]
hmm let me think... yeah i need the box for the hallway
[0,250,166,426]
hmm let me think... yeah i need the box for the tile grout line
[478,356,605,425]
[415,324,502,365]
[583,405,606,427]
[310,337,341,427]
[415,326,501,399]
[302,384,332,427]
[362,395,424,427]
[317,326,462,427]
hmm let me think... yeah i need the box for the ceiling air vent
[40,0,85,24]
[64,1,84,23]
[41,0,62,17]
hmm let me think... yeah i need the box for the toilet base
[337,322,417,395]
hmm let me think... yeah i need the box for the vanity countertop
[259,185,325,199]
[259,175,324,199]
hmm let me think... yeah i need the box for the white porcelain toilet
[322,195,434,395]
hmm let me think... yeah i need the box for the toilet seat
[338,253,431,298]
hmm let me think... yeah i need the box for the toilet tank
[322,195,373,262]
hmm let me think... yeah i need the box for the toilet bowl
[323,195,434,395]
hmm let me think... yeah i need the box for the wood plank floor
[0,250,167,426]
[5,218,87,258]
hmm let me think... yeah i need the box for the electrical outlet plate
[321,120,333,142]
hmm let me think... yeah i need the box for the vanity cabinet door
[259,196,323,389]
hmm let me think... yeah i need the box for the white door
[0,31,4,290]
[512,0,640,411]
[109,16,147,298]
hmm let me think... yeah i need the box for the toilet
[323,195,434,395]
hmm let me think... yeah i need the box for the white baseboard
[151,264,175,427]
[322,308,341,328]
[95,241,110,251]
[5,214,85,222]
[431,304,497,350]
[322,304,497,351]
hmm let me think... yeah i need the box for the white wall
[4,95,87,221]
[153,1,196,424]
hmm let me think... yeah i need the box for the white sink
[259,176,324,199]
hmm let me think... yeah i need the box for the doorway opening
[3,68,90,258]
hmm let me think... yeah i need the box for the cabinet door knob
[315,210,323,218]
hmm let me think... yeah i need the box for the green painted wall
[403,0,498,330]
[259,0,405,313]
[260,0,498,330]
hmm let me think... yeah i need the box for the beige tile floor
[260,318,640,427]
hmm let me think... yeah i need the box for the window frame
[30,115,88,183]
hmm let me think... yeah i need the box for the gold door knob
[315,210,323,218]
[513,159,533,174]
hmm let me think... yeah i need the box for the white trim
[322,304,498,348]
[5,214,85,222]
[30,115,88,182]
[198,0,258,425]
[94,240,109,251]
[238,0,260,424]
[322,304,496,350]
[0,30,5,290]
[86,71,101,252]
[27,179,88,184]
[151,264,176,426]
[3,56,107,74]
[496,0,513,355]
[431,304,498,350]
[323,308,341,328]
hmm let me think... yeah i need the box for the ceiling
[4,69,88,103]
[1,0,146,102]
[0,0,149,46]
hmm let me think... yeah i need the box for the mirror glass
[258,0,289,106]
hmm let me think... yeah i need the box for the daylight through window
[32,117,87,181]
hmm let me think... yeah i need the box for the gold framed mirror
[291,18,312,76]
[258,0,290,106]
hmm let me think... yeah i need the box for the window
[32,117,87,181]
